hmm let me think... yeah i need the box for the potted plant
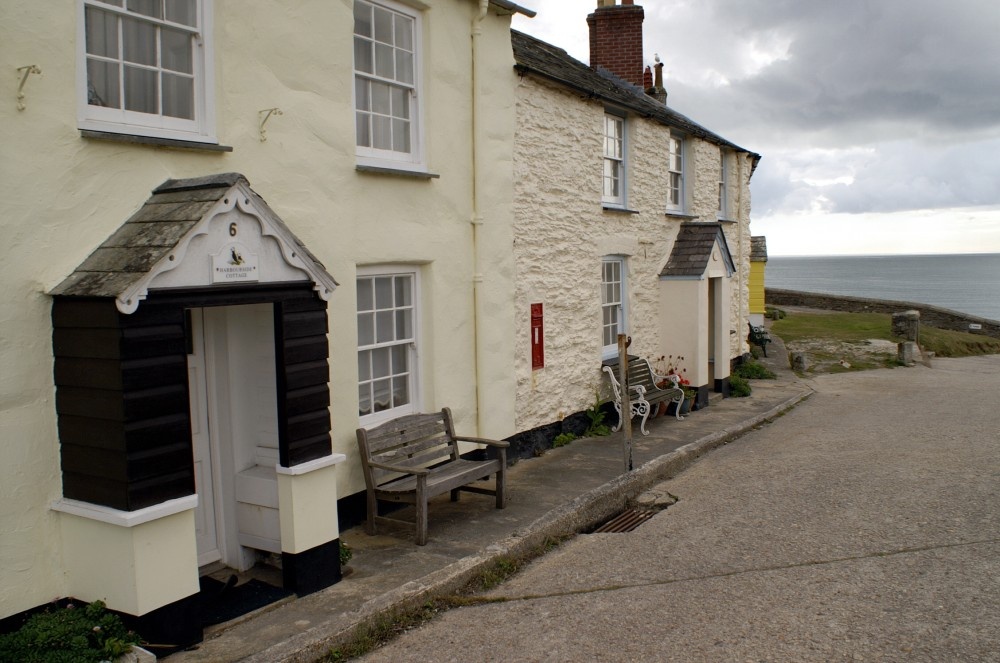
[650,355,696,415]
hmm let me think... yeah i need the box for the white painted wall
[0,0,518,619]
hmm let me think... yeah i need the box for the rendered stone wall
[512,76,754,431]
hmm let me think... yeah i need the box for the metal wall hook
[258,107,283,142]
[16,65,41,111]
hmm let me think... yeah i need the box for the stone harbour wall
[766,288,1000,339]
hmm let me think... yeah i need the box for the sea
[765,253,1000,322]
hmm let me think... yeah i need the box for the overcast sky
[512,0,1000,256]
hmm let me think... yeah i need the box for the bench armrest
[453,435,510,448]
[366,461,429,476]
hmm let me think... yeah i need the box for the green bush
[734,360,776,380]
[729,374,752,397]
[582,398,611,437]
[0,600,141,663]
[340,541,353,566]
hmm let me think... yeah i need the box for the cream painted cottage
[0,0,532,648]
[509,0,761,443]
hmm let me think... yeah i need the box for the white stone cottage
[509,1,761,440]
[0,0,532,648]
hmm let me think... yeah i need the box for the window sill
[665,211,699,220]
[81,130,233,152]
[603,206,640,215]
[356,164,440,179]
[717,217,738,224]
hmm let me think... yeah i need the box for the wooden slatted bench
[356,407,508,545]
[602,355,685,436]
[748,322,772,357]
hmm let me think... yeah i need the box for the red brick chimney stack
[587,0,646,88]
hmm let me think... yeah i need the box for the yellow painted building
[750,236,768,326]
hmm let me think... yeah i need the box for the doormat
[198,575,293,627]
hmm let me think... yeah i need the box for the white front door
[187,308,222,567]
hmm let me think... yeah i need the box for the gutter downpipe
[736,154,746,352]
[471,0,488,435]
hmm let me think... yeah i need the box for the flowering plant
[650,354,689,385]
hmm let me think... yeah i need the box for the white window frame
[76,0,217,144]
[357,266,421,427]
[601,257,628,359]
[353,0,425,172]
[602,112,627,207]
[666,134,686,213]
[717,148,729,219]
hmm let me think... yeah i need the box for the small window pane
[394,276,412,305]
[372,379,392,411]
[85,7,119,58]
[395,309,412,339]
[87,59,121,108]
[375,43,394,79]
[358,351,371,381]
[356,112,371,147]
[357,312,374,346]
[391,344,408,373]
[359,384,372,416]
[392,119,410,153]
[355,78,370,111]
[370,81,390,115]
[162,73,194,119]
[354,1,373,37]
[390,86,409,119]
[372,116,392,150]
[394,14,413,50]
[373,6,393,43]
[374,276,393,308]
[372,347,390,378]
[354,37,373,74]
[376,311,394,343]
[392,376,409,406]
[122,18,157,66]
[395,51,413,85]
[357,277,374,311]
[162,28,193,73]
[128,0,162,19]
[165,0,197,26]
[124,65,158,113]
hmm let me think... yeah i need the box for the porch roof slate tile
[660,222,736,278]
[50,173,335,302]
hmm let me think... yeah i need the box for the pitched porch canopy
[49,173,339,511]
[51,172,337,313]
[659,222,736,280]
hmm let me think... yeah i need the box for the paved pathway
[361,356,1000,661]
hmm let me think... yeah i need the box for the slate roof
[511,30,760,162]
[51,173,336,301]
[660,223,736,278]
[751,235,768,262]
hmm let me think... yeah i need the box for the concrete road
[360,356,1000,662]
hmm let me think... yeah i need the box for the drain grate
[591,508,655,533]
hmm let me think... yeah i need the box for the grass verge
[771,311,1000,374]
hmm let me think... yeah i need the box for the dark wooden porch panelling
[53,298,195,511]
[53,284,332,511]
[275,296,332,467]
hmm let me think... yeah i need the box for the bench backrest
[627,356,660,392]
[356,408,461,488]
